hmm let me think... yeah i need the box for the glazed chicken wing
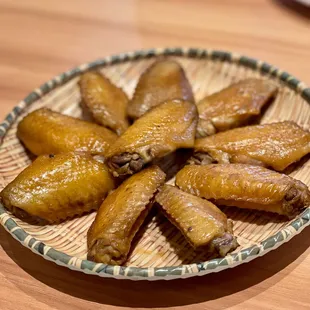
[127,59,194,119]
[155,185,238,256]
[176,164,310,217]
[17,108,117,156]
[79,71,129,135]
[196,78,278,137]
[192,121,310,171]
[0,153,116,224]
[107,99,198,177]
[87,166,166,265]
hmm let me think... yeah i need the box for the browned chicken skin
[87,166,166,265]
[176,164,310,217]
[107,99,198,177]
[196,78,278,137]
[127,59,194,119]
[79,71,129,135]
[17,108,117,156]
[155,185,238,256]
[192,121,310,171]
[0,153,116,224]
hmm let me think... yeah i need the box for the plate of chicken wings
[0,48,309,280]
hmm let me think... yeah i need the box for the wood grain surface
[0,0,310,309]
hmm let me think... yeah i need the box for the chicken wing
[79,71,129,135]
[17,108,117,156]
[127,59,194,119]
[0,153,116,224]
[192,121,310,171]
[87,166,166,265]
[196,78,278,137]
[155,185,238,256]
[107,99,198,177]
[176,164,310,217]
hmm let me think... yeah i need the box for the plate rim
[0,47,310,281]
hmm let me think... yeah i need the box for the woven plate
[0,48,310,281]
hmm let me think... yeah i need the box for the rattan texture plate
[0,48,309,280]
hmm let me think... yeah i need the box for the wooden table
[0,0,309,309]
